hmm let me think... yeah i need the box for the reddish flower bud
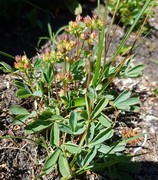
[65,72,72,82]
[90,31,97,39]
[83,16,91,26]
[56,72,63,81]
[64,34,69,41]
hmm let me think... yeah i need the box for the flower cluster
[42,48,56,63]
[56,35,76,58]
[14,55,31,70]
[67,14,103,36]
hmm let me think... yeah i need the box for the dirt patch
[0,3,158,180]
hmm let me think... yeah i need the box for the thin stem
[97,0,100,18]
[86,56,91,90]
[52,67,60,102]
[24,69,35,92]
[70,94,92,168]
[62,132,67,145]
[78,40,85,58]
[25,69,42,109]
[63,57,67,96]
[103,0,108,66]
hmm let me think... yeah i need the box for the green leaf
[89,128,114,147]
[71,59,84,71]
[114,90,131,105]
[65,0,82,15]
[43,148,61,173]
[64,142,80,154]
[83,147,97,166]
[98,113,112,128]
[33,90,42,97]
[115,97,139,110]
[87,86,97,109]
[59,152,71,178]
[25,120,53,134]
[47,23,54,42]
[76,154,84,167]
[38,110,53,120]
[10,105,30,115]
[125,64,144,77]
[14,80,28,89]
[0,51,14,59]
[42,64,53,85]
[125,133,145,143]
[72,98,86,107]
[14,114,30,125]
[86,122,95,144]
[16,88,32,98]
[50,115,65,121]
[97,141,126,154]
[59,124,72,134]
[73,124,86,135]
[80,110,88,120]
[69,111,77,132]
[91,98,109,119]
[33,58,43,68]
[0,61,14,73]
[50,122,60,147]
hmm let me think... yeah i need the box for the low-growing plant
[108,0,156,31]
[0,0,153,179]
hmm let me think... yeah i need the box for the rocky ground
[0,2,158,180]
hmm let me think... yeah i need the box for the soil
[0,2,158,180]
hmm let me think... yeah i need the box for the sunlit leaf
[59,124,72,134]
[114,90,131,105]
[69,111,77,132]
[98,113,112,128]
[33,90,42,97]
[14,80,28,89]
[89,128,114,147]
[125,64,144,77]
[0,61,14,73]
[50,122,60,147]
[83,147,97,166]
[43,148,61,173]
[25,120,53,134]
[64,142,80,154]
[59,152,71,178]
[10,105,30,115]
[16,88,32,98]
[72,98,86,107]
[86,122,95,144]
[14,114,30,125]
[65,0,82,15]
[91,98,109,119]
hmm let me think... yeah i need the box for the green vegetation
[0,0,154,179]
[108,0,156,31]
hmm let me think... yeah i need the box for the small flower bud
[92,13,98,20]
[65,72,72,83]
[64,34,69,41]
[56,72,63,81]
[76,14,82,22]
[83,16,91,26]
[15,55,22,62]
[90,31,97,40]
